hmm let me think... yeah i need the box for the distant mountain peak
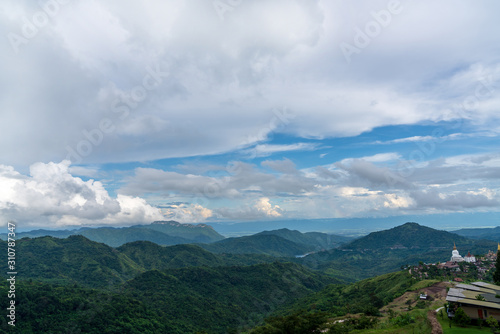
[152,220,182,226]
[402,222,420,226]
[151,220,215,230]
[343,222,467,250]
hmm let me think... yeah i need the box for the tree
[453,307,470,327]
[250,311,329,334]
[494,250,500,284]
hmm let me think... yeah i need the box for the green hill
[0,235,142,287]
[297,223,497,281]
[117,241,225,270]
[124,262,337,333]
[0,228,74,239]
[453,226,500,241]
[138,220,225,243]
[276,270,413,317]
[77,226,193,247]
[0,235,282,288]
[248,270,424,333]
[199,234,313,257]
[343,222,471,250]
[255,228,351,250]
[77,221,225,247]
[117,241,277,271]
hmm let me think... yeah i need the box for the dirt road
[428,310,443,334]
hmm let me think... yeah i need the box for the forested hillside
[0,263,337,333]
[297,222,497,281]
[199,234,314,257]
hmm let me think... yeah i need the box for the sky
[1,0,500,230]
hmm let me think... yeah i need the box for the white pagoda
[450,243,465,263]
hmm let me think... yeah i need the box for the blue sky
[1,0,500,229]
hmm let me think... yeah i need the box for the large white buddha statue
[451,243,464,262]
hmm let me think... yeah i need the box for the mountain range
[2,221,499,332]
[296,222,497,281]
[453,226,500,242]
[0,220,225,247]
[2,221,496,285]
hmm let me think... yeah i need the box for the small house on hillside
[446,282,500,321]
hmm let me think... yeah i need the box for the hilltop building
[464,251,476,263]
[437,243,476,271]
[484,245,500,262]
[451,243,465,263]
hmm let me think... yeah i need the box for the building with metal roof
[446,282,500,320]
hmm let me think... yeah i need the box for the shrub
[392,313,415,327]
[486,315,498,331]
[453,307,470,327]
[415,300,426,309]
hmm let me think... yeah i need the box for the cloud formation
[0,161,163,228]
[1,1,500,227]
[1,151,498,227]
[159,203,213,223]
[119,153,500,221]
[1,1,500,167]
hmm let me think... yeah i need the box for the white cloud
[383,193,413,209]
[119,150,500,220]
[159,203,213,223]
[247,143,320,158]
[0,161,163,228]
[213,197,283,220]
[372,133,490,145]
[409,188,499,210]
[121,161,317,199]
[361,152,402,163]
[254,197,283,217]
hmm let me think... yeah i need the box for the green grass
[409,279,441,291]
[344,309,432,334]
[443,327,491,333]
[437,315,492,333]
